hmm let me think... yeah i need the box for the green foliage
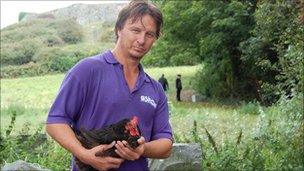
[1,39,42,66]
[239,0,304,104]
[239,101,261,115]
[0,62,49,78]
[0,108,71,170]
[1,18,84,67]
[50,56,78,72]
[170,49,200,66]
[194,59,234,98]
[157,0,255,100]
[32,47,80,73]
[173,94,303,170]
[43,35,64,47]
[1,42,113,78]
[57,20,83,44]
[98,25,116,42]
[144,1,203,67]
[156,0,303,104]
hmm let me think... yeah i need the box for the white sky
[1,1,129,29]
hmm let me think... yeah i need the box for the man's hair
[115,0,163,40]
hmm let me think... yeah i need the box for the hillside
[1,3,126,78]
[20,3,127,25]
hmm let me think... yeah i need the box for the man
[45,1,173,171]
[175,74,182,101]
[158,74,169,92]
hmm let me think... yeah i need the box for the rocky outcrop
[148,143,203,171]
[21,3,127,25]
[2,160,50,171]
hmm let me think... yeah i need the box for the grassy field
[1,65,303,170]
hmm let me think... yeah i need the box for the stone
[148,143,202,171]
[2,160,50,171]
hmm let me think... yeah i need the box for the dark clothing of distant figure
[175,76,182,101]
[158,75,169,91]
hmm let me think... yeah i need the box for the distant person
[158,74,169,92]
[175,74,182,101]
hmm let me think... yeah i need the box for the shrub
[1,39,42,66]
[239,101,261,115]
[0,118,71,170]
[170,50,200,66]
[57,19,83,44]
[0,62,49,78]
[33,47,78,72]
[50,56,78,72]
[98,26,115,42]
[173,95,303,170]
[42,35,64,47]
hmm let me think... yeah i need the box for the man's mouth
[133,46,145,52]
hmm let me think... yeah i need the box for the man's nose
[136,33,145,45]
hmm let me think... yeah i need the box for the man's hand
[78,141,124,171]
[115,137,145,161]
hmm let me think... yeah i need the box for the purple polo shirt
[47,50,173,171]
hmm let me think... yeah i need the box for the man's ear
[117,29,122,38]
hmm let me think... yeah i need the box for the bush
[50,56,78,72]
[1,39,42,66]
[0,62,49,78]
[170,50,200,66]
[194,58,234,98]
[1,21,56,44]
[42,35,64,47]
[0,111,71,170]
[172,96,304,170]
[57,19,83,44]
[239,101,261,115]
[98,26,116,42]
[33,47,78,72]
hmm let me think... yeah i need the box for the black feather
[74,118,141,171]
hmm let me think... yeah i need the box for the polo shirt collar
[139,64,151,83]
[104,50,119,64]
[105,50,151,83]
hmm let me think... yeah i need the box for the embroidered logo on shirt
[140,95,156,108]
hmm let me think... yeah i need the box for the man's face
[117,14,157,60]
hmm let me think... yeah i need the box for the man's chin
[130,51,145,60]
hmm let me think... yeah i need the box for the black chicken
[75,116,141,171]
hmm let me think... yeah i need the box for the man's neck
[111,48,139,73]
[112,48,140,91]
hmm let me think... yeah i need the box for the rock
[180,90,196,102]
[148,143,202,171]
[2,160,50,171]
[191,94,205,102]
[21,3,127,25]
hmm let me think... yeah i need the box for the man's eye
[147,33,156,38]
[132,29,140,33]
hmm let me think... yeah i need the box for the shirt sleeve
[46,72,85,126]
[151,85,173,142]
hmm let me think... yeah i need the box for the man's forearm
[45,123,86,158]
[143,138,172,159]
